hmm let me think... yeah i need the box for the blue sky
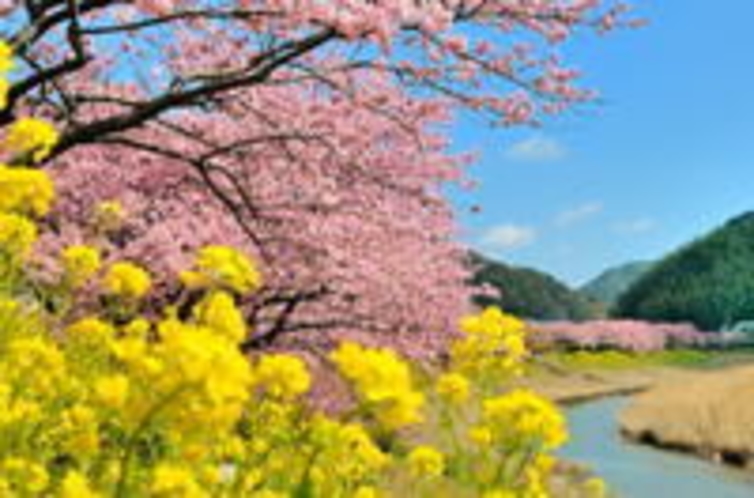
[452,0,754,286]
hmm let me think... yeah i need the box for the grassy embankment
[517,349,739,405]
[620,362,754,471]
[520,347,754,472]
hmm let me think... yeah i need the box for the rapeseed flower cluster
[331,341,425,431]
[0,44,594,497]
[435,372,471,406]
[413,307,598,497]
[452,306,528,382]
[0,44,58,277]
[3,117,59,163]
[480,389,568,451]
[0,212,36,261]
[304,417,391,490]
[0,41,11,109]
[407,446,446,478]
[250,354,311,400]
[180,245,262,294]
[0,164,55,216]
[104,261,152,300]
[193,290,247,343]
[62,245,102,288]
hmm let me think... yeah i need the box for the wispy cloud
[554,202,604,228]
[613,218,657,235]
[505,135,568,163]
[479,224,537,252]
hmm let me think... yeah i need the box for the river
[559,397,754,498]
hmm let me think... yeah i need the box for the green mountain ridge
[469,252,598,321]
[580,261,654,306]
[613,211,754,330]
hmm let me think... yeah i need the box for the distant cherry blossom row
[530,320,711,352]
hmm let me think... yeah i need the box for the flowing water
[559,397,754,498]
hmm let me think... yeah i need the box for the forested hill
[613,212,754,331]
[580,261,654,306]
[469,252,598,321]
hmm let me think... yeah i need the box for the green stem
[114,384,188,498]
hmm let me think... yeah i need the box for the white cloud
[479,224,537,252]
[505,135,568,163]
[554,202,604,228]
[614,218,657,235]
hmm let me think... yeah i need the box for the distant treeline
[614,212,754,331]
[469,252,599,321]
[580,261,653,307]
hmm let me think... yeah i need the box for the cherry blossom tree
[49,76,474,353]
[531,320,710,352]
[0,1,636,351]
[1,1,635,156]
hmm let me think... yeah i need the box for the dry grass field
[620,365,754,469]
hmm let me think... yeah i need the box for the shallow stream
[559,397,754,498]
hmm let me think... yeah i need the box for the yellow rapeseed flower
[0,43,12,109]
[436,372,470,405]
[0,79,8,111]
[482,389,568,451]
[340,423,391,470]
[154,318,253,430]
[1,457,49,494]
[59,471,100,498]
[0,212,37,258]
[192,290,246,343]
[0,41,13,73]
[468,425,494,447]
[104,262,151,300]
[62,245,101,287]
[482,491,517,498]
[122,317,151,339]
[6,336,65,396]
[331,342,424,430]
[460,306,525,336]
[0,384,41,427]
[307,415,390,484]
[181,245,261,294]
[251,354,311,400]
[66,317,116,349]
[353,487,379,498]
[3,117,59,163]
[59,404,100,456]
[151,464,207,498]
[407,445,445,478]
[0,165,55,216]
[452,306,528,380]
[94,374,129,410]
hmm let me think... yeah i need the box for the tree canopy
[614,212,754,331]
[469,252,597,322]
[0,1,632,345]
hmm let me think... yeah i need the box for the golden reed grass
[620,365,754,468]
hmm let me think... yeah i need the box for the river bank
[518,349,754,403]
[620,364,754,472]
[521,349,754,489]
[561,397,754,498]
[517,350,740,406]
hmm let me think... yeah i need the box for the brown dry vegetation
[620,365,754,470]
[519,366,653,405]
[517,357,700,405]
